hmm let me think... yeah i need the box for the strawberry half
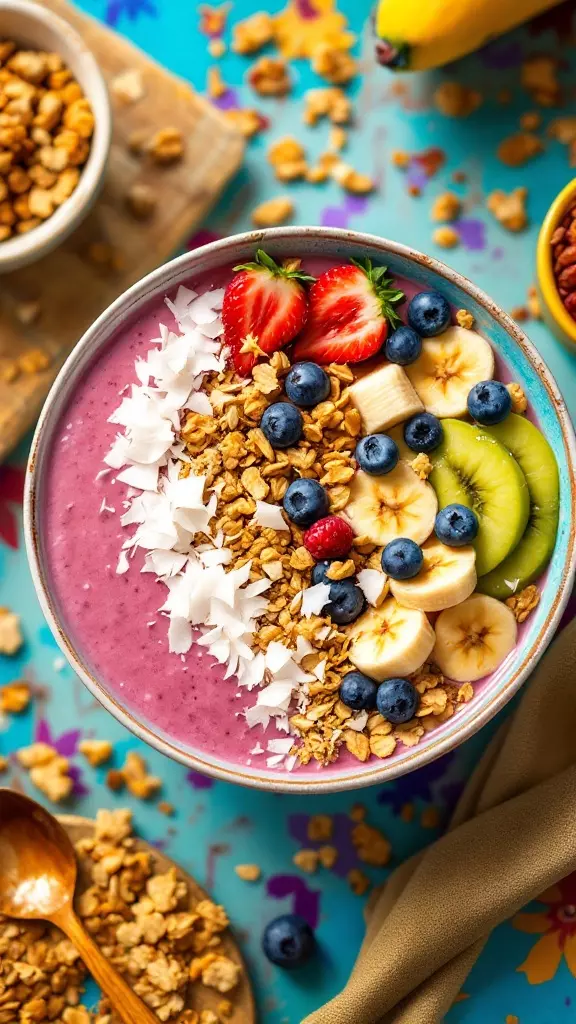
[222,249,314,376]
[292,259,405,365]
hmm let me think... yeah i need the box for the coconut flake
[251,501,289,532]
[357,568,389,607]
[301,582,331,619]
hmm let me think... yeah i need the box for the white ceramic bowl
[0,0,111,273]
[24,228,576,792]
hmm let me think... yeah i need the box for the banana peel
[374,0,562,71]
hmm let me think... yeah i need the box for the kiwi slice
[475,414,559,599]
[429,419,530,576]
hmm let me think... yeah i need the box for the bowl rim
[24,226,576,793]
[0,0,111,271]
[537,176,576,345]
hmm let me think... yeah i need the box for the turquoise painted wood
[2,1,576,1021]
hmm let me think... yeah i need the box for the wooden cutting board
[59,814,257,1023]
[0,0,244,462]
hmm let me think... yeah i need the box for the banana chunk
[433,593,517,682]
[406,326,495,418]
[348,598,435,681]
[345,463,437,547]
[350,362,424,434]
[390,538,477,612]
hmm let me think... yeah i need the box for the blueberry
[385,325,422,365]
[435,504,479,546]
[376,678,419,724]
[262,914,316,968]
[381,538,423,580]
[408,290,451,337]
[311,559,335,585]
[467,380,512,425]
[339,670,378,711]
[260,402,303,449]
[283,479,329,527]
[355,434,399,476]
[285,362,331,408]
[323,579,366,625]
[403,412,443,453]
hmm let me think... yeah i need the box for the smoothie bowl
[24,228,576,792]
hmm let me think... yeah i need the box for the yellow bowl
[537,177,576,350]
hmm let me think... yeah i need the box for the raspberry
[303,515,354,560]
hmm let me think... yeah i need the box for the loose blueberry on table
[262,914,316,968]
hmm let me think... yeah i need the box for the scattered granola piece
[208,38,226,58]
[223,108,265,138]
[106,767,125,791]
[329,126,347,152]
[312,44,357,85]
[14,299,41,325]
[527,284,542,320]
[510,305,529,322]
[0,608,23,655]
[201,956,240,993]
[158,800,175,816]
[521,55,561,107]
[391,149,410,169]
[347,868,370,896]
[351,821,391,866]
[410,453,432,480]
[251,196,294,227]
[506,584,540,623]
[234,863,261,881]
[400,802,414,822]
[433,82,482,118]
[430,191,461,222]
[520,111,542,132]
[267,136,307,182]
[331,161,374,194]
[207,66,228,100]
[421,806,440,829]
[120,750,162,799]
[507,383,528,414]
[125,182,157,220]
[307,814,333,841]
[293,848,320,873]
[486,187,528,232]
[497,132,543,167]
[248,57,291,97]
[232,12,274,54]
[0,755,7,771]
[303,87,351,126]
[18,347,50,374]
[317,845,338,869]
[433,226,459,248]
[148,127,184,164]
[78,738,113,767]
[349,803,366,822]
[1,680,31,713]
[456,308,474,330]
[110,68,145,104]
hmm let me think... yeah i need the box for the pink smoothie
[41,260,535,774]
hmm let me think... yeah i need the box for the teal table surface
[2,0,576,1021]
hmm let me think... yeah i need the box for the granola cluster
[0,809,242,1023]
[178,354,480,767]
[0,41,95,241]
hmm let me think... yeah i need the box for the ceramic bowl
[24,227,576,793]
[536,177,576,351]
[0,0,111,273]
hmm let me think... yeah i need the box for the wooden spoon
[0,788,159,1024]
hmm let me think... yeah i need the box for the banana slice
[406,326,495,418]
[390,538,477,612]
[433,593,517,682]
[349,362,424,434]
[345,463,437,546]
[348,597,435,680]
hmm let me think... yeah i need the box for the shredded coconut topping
[103,287,312,767]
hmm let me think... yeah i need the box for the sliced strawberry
[292,259,405,365]
[222,250,314,376]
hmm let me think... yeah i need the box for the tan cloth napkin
[305,617,576,1024]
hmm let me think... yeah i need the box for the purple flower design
[266,874,321,929]
[377,751,455,814]
[320,194,370,229]
[105,0,157,28]
[456,218,487,252]
[186,769,214,790]
[34,719,88,797]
